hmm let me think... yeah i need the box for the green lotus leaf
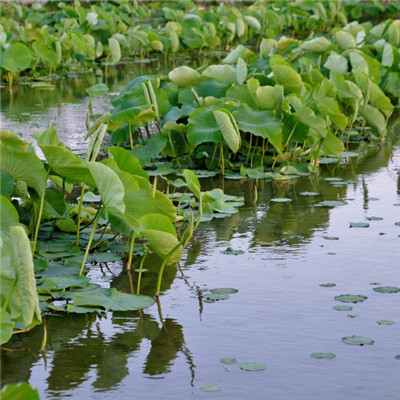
[272,65,303,94]
[213,108,241,153]
[240,362,266,371]
[86,83,108,98]
[168,66,201,87]
[202,64,237,84]
[0,142,46,194]
[302,37,331,53]
[341,336,374,346]
[87,162,125,214]
[0,42,32,72]
[233,104,282,151]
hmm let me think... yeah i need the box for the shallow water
[1,66,400,400]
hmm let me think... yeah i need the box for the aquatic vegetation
[240,362,267,371]
[341,336,375,346]
[310,353,336,359]
[2,126,244,343]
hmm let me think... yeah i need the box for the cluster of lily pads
[0,125,245,346]
[1,0,399,81]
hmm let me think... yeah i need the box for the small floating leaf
[350,222,369,228]
[211,288,239,295]
[221,247,245,255]
[373,286,400,294]
[240,362,266,371]
[204,293,230,303]
[300,192,320,196]
[368,197,379,201]
[310,353,336,359]
[395,222,400,227]
[316,201,347,207]
[322,236,339,240]
[333,306,353,311]
[347,314,358,318]
[394,355,400,360]
[320,283,336,288]
[341,151,358,158]
[335,294,367,303]
[366,216,383,221]
[324,177,343,182]
[270,198,292,203]
[341,336,374,346]
[327,252,336,255]
[377,320,395,325]
[201,386,221,392]
[220,358,238,364]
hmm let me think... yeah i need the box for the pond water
[1,63,400,400]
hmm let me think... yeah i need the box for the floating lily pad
[394,355,400,360]
[320,283,336,288]
[220,358,238,364]
[347,314,358,318]
[373,286,400,294]
[324,177,343,182]
[340,151,359,158]
[221,247,245,255]
[316,201,347,207]
[327,252,337,255]
[333,306,353,311]
[201,386,221,392]
[240,362,266,371]
[368,197,379,201]
[211,288,239,295]
[366,216,383,221]
[341,336,374,346]
[377,320,395,325]
[395,222,400,227]
[310,353,336,359]
[322,236,339,240]
[349,222,369,228]
[204,293,230,303]
[369,282,381,286]
[319,158,339,164]
[335,294,367,303]
[270,198,292,203]
[299,192,320,196]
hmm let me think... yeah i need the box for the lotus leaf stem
[79,208,102,276]
[75,184,85,246]
[137,248,149,295]
[127,233,136,271]
[32,170,50,255]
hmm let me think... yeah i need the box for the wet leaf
[220,358,238,364]
[271,198,292,203]
[319,283,336,288]
[373,286,400,294]
[310,353,336,359]
[204,293,230,303]
[341,336,374,346]
[349,222,369,228]
[211,288,238,295]
[240,362,266,371]
[221,247,245,255]
[333,306,353,311]
[300,192,320,196]
[201,386,221,392]
[335,294,367,303]
[366,216,383,221]
[316,201,347,207]
[377,320,395,325]
[73,287,155,311]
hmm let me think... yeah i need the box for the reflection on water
[1,68,400,399]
